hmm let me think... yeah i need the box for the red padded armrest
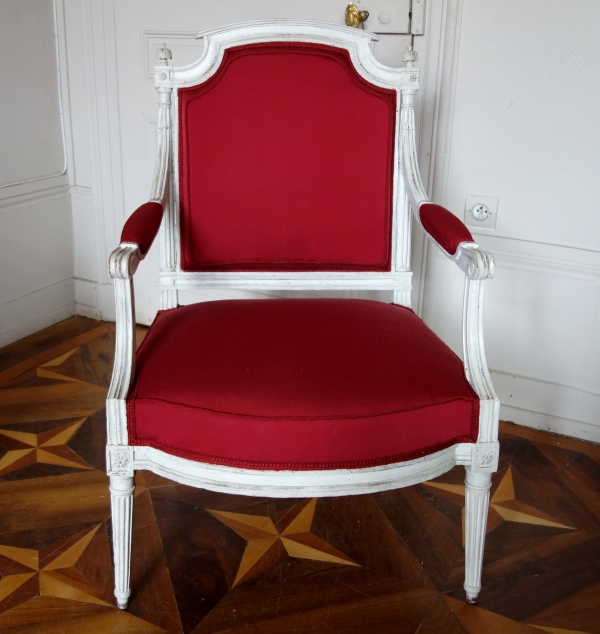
[419,203,474,256]
[120,202,164,256]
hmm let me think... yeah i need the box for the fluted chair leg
[464,468,492,604]
[110,474,135,609]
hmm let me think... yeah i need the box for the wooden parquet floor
[0,317,599,633]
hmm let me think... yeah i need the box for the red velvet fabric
[178,43,396,272]
[419,203,474,256]
[128,299,479,470]
[120,202,164,256]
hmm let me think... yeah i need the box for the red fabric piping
[128,434,475,471]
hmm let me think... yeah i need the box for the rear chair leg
[464,468,492,604]
[110,474,135,609]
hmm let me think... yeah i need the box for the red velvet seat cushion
[128,299,479,470]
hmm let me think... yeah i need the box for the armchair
[107,21,499,612]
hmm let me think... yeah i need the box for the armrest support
[107,69,171,448]
[107,203,162,443]
[400,87,499,445]
[106,244,141,445]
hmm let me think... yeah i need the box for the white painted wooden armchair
[107,21,499,611]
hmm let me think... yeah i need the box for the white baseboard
[0,278,76,348]
[500,405,600,445]
[493,369,600,444]
[75,278,115,321]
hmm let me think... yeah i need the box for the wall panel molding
[0,0,67,188]
[141,31,202,80]
[80,0,124,285]
[0,178,75,347]
[438,234,600,280]
[0,178,69,209]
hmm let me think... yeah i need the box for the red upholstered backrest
[178,43,397,272]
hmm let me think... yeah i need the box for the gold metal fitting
[345,3,369,28]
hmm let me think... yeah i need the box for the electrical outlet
[464,195,499,230]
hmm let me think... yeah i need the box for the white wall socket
[464,195,499,230]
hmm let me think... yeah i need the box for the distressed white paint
[131,444,473,498]
[109,474,135,609]
[106,21,499,609]
[464,468,492,603]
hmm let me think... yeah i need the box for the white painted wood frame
[106,20,499,610]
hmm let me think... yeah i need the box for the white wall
[61,0,427,323]
[0,0,75,347]
[422,0,600,441]
[60,0,600,443]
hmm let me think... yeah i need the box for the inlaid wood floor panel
[0,317,599,633]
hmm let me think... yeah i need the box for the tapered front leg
[110,474,135,609]
[464,468,492,604]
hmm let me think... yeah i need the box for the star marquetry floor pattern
[0,316,599,633]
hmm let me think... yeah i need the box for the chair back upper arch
[152,21,421,306]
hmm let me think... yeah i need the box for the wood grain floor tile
[311,494,436,591]
[529,626,595,634]
[0,471,110,535]
[0,324,111,388]
[74,521,115,603]
[0,417,98,481]
[508,442,600,535]
[416,593,468,634]
[452,527,600,623]
[0,317,102,373]
[44,331,116,388]
[0,381,107,424]
[500,422,600,465]
[149,493,246,632]
[373,484,464,590]
[526,579,600,634]
[0,595,166,633]
[127,487,182,634]
[444,595,543,633]
[0,322,599,633]
[194,587,438,634]
[0,574,38,615]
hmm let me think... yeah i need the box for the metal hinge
[411,0,426,35]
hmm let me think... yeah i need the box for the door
[66,0,442,324]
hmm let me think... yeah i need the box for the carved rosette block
[464,468,492,603]
[110,475,135,609]
[107,446,133,476]
[471,442,499,473]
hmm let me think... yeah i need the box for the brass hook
[345,3,369,28]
